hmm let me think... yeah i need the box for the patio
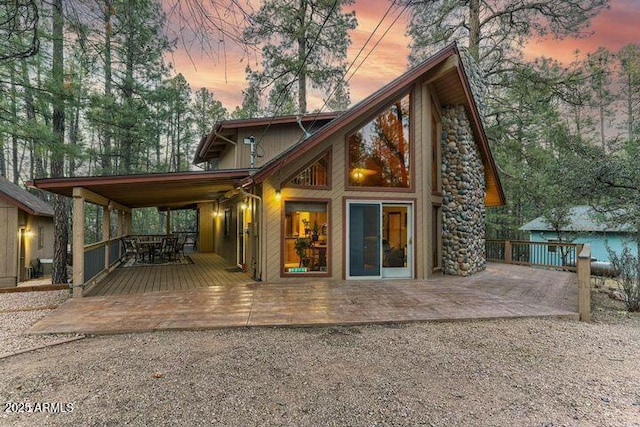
[29,260,579,335]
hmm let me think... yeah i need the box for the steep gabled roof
[244,43,505,207]
[0,176,54,217]
[520,206,635,233]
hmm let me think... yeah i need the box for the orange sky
[168,0,640,111]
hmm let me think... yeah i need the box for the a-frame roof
[245,43,505,207]
[0,176,54,217]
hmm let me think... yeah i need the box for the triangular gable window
[283,149,331,189]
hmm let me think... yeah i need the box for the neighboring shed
[0,177,55,286]
[520,205,638,263]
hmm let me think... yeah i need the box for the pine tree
[244,0,357,114]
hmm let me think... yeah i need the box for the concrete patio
[28,259,579,335]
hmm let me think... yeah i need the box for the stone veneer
[441,105,486,276]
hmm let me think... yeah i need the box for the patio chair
[158,236,177,262]
[174,234,187,258]
[131,238,150,262]
[122,237,140,260]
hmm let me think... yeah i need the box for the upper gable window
[285,150,330,189]
[347,94,411,188]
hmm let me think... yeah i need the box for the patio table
[138,240,163,263]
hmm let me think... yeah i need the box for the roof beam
[72,187,131,213]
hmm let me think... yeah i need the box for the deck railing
[83,237,125,285]
[486,240,583,272]
[487,239,591,322]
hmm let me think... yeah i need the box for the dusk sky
[167,0,640,112]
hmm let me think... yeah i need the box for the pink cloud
[169,0,638,110]
[524,0,640,63]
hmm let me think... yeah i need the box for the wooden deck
[30,263,580,335]
[85,252,254,297]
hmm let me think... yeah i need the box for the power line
[251,0,341,150]
[309,0,413,130]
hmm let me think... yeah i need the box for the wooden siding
[24,215,54,263]
[218,123,318,169]
[261,84,441,282]
[0,201,18,285]
[214,199,238,266]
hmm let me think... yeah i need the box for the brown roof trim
[0,192,53,217]
[216,111,341,130]
[0,177,54,216]
[31,169,252,192]
[249,44,460,185]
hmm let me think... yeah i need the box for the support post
[116,210,124,238]
[165,209,171,235]
[72,193,85,298]
[504,240,512,264]
[577,244,591,322]
[124,211,131,235]
[103,205,111,270]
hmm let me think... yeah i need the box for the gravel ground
[0,290,639,426]
[0,290,75,356]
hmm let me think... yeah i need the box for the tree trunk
[102,0,113,174]
[51,0,68,285]
[10,63,19,184]
[297,0,307,114]
[468,0,481,61]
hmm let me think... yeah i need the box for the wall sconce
[240,200,248,210]
[25,229,34,238]
[275,189,281,201]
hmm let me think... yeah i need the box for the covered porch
[31,170,255,297]
[84,252,254,296]
[29,263,580,335]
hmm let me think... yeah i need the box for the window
[283,200,329,275]
[347,94,411,188]
[285,150,330,188]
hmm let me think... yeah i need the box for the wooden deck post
[504,240,512,264]
[165,209,171,235]
[72,190,85,298]
[577,244,591,322]
[103,205,111,271]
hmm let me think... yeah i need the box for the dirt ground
[0,288,639,427]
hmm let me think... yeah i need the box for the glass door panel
[382,204,412,278]
[348,203,381,277]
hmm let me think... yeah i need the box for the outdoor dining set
[121,234,188,264]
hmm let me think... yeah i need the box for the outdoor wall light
[25,229,34,238]
[275,189,281,200]
[240,201,248,210]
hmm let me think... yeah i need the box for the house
[520,205,638,264]
[32,43,505,296]
[0,177,54,286]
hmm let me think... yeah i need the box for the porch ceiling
[30,169,252,209]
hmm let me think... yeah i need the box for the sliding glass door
[347,201,413,279]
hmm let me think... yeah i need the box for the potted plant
[294,237,312,267]
[312,220,319,241]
